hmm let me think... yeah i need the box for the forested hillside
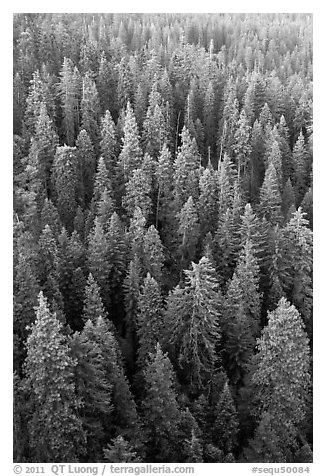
[13,13,313,464]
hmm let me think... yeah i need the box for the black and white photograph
[12,9,314,468]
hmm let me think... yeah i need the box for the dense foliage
[13,13,313,463]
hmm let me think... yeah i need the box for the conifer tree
[251,298,311,453]
[52,146,78,232]
[92,156,113,205]
[81,72,100,151]
[173,126,201,210]
[83,273,108,325]
[14,252,40,344]
[70,327,113,460]
[24,292,86,462]
[136,274,164,369]
[123,256,141,349]
[142,343,181,462]
[123,168,152,222]
[40,198,62,239]
[203,80,216,154]
[117,101,143,181]
[259,162,283,225]
[58,58,81,146]
[32,103,59,198]
[164,257,222,393]
[142,82,167,158]
[97,188,116,232]
[106,212,127,318]
[178,196,200,268]
[143,225,165,284]
[75,129,96,206]
[212,381,239,454]
[282,177,296,219]
[37,224,64,315]
[217,154,237,217]
[87,218,111,307]
[82,316,139,441]
[103,436,141,462]
[292,130,308,205]
[232,109,252,183]
[198,167,219,237]
[100,109,119,177]
[283,208,313,335]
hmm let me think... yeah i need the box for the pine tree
[251,298,311,454]
[142,343,181,462]
[24,292,86,462]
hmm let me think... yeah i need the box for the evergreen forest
[13,13,313,464]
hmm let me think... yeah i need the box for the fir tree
[117,101,143,181]
[122,168,152,222]
[143,225,165,284]
[81,71,100,151]
[177,196,200,268]
[100,109,119,177]
[251,298,311,454]
[136,274,164,369]
[82,273,108,325]
[164,257,222,393]
[75,129,96,206]
[259,162,283,225]
[292,130,308,205]
[87,218,111,307]
[142,343,181,462]
[58,58,81,146]
[24,292,86,462]
[103,436,141,462]
[52,146,78,232]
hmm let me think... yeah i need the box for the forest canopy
[13,13,313,464]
